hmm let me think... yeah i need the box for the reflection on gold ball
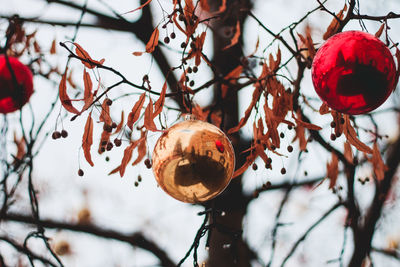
[152,120,235,203]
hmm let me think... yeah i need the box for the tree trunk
[206,1,253,266]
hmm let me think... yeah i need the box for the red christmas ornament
[0,55,34,114]
[312,31,397,115]
[152,119,235,203]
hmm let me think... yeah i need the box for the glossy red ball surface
[312,31,397,115]
[0,55,33,114]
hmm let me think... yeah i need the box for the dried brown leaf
[100,98,112,125]
[199,0,210,12]
[326,152,339,189]
[323,4,347,40]
[293,112,322,131]
[264,105,280,148]
[153,81,167,118]
[127,92,146,130]
[221,65,243,98]
[293,125,307,151]
[124,0,152,13]
[82,112,94,166]
[132,131,147,166]
[13,132,25,161]
[232,153,257,178]
[114,111,124,134]
[305,30,316,60]
[343,115,372,154]
[50,39,57,54]
[74,43,105,69]
[228,87,262,134]
[146,28,159,53]
[108,165,120,175]
[343,141,353,164]
[81,69,93,112]
[375,24,385,38]
[119,140,138,177]
[319,102,330,115]
[331,110,344,137]
[144,98,157,131]
[59,70,80,114]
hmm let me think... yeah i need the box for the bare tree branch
[1,213,176,267]
[0,236,58,267]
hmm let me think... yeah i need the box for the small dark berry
[181,42,186,48]
[265,181,272,188]
[187,67,192,73]
[54,131,61,139]
[288,125,293,130]
[106,142,113,151]
[178,14,185,21]
[281,168,286,175]
[105,156,110,162]
[304,171,308,176]
[280,132,285,138]
[144,159,152,168]
[287,145,293,152]
[100,147,106,153]
[143,74,149,81]
[112,122,117,129]
[106,98,113,106]
[193,66,198,73]
[61,130,68,138]
[330,121,336,128]
[52,132,58,140]
[134,181,139,187]
[103,124,112,132]
[330,134,336,141]
[271,145,276,151]
[189,80,195,87]
[164,37,170,44]
[170,32,176,39]
[252,163,258,170]
[335,132,341,138]
[78,169,84,176]
[138,175,142,182]
[114,138,122,147]
[101,140,108,146]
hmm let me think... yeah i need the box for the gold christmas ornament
[152,119,235,203]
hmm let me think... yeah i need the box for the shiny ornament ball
[0,55,33,114]
[152,120,235,203]
[311,31,397,115]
